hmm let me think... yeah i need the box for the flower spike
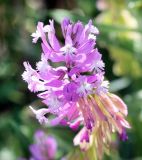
[22,18,130,160]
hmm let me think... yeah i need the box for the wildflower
[29,130,57,160]
[22,18,130,159]
[19,130,57,160]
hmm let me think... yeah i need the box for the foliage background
[0,0,142,159]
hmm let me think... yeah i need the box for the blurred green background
[0,0,142,159]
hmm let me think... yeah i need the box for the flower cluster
[22,18,130,159]
[20,130,57,160]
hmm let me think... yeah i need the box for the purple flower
[19,130,57,160]
[29,130,57,160]
[22,18,130,159]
